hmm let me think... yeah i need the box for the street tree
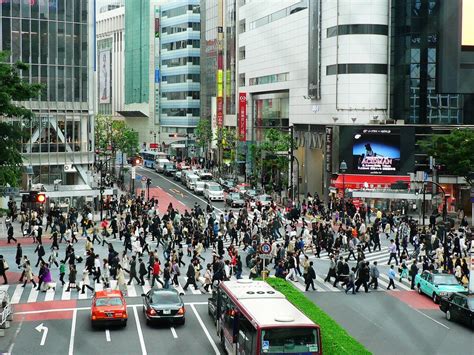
[250,128,293,192]
[419,128,474,186]
[95,115,139,176]
[0,51,42,187]
[194,118,212,158]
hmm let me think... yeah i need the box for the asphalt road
[4,296,222,355]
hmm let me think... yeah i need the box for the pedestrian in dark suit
[127,256,141,285]
[138,258,147,286]
[15,244,22,267]
[305,261,317,291]
[183,260,199,291]
[409,260,419,290]
[7,224,17,244]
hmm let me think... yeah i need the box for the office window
[239,73,245,86]
[326,64,387,75]
[239,46,245,60]
[326,24,388,38]
[239,19,245,34]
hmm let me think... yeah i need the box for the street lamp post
[339,160,347,220]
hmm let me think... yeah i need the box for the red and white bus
[210,279,322,354]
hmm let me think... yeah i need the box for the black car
[163,163,177,176]
[142,289,185,325]
[244,189,258,201]
[439,292,474,328]
[225,192,245,208]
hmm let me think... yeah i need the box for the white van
[204,182,224,201]
[155,158,170,173]
[185,174,200,191]
[194,181,206,195]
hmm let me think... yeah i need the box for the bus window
[237,316,256,355]
[261,328,319,354]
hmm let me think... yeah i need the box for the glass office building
[0,0,94,186]
[391,0,474,124]
[159,0,201,133]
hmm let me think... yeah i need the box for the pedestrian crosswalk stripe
[127,284,137,297]
[78,283,88,300]
[44,283,56,301]
[61,283,71,300]
[95,281,103,292]
[314,275,334,292]
[142,279,151,294]
[27,287,39,303]
[173,280,185,295]
[11,284,23,304]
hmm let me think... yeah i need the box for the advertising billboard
[462,0,474,48]
[352,129,400,174]
[99,50,111,104]
[238,93,247,142]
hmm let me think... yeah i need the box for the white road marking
[78,283,88,300]
[11,284,24,304]
[127,284,137,297]
[95,281,103,292]
[35,323,49,346]
[44,283,56,301]
[412,308,450,329]
[133,306,148,355]
[142,279,151,294]
[13,302,209,315]
[62,284,71,300]
[105,329,111,342]
[27,286,39,303]
[170,326,178,339]
[68,309,77,355]
[190,304,221,355]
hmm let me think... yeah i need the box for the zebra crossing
[2,275,210,305]
[311,246,418,266]
[288,271,414,293]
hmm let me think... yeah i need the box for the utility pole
[289,125,294,202]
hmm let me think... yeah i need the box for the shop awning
[331,174,411,189]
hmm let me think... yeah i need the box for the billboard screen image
[352,129,400,174]
[99,50,111,104]
[462,0,474,47]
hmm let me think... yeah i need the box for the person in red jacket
[150,259,164,288]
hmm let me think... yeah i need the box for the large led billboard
[352,129,400,175]
[462,0,474,48]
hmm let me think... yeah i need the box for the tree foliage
[250,129,293,190]
[194,118,212,149]
[95,115,139,156]
[419,128,474,185]
[0,51,42,187]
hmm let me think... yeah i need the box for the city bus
[209,280,322,355]
[139,150,167,169]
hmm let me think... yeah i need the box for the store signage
[238,93,247,141]
[294,131,324,150]
[325,127,333,172]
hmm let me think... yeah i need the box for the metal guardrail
[0,290,11,328]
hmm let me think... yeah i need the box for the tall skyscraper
[0,0,95,188]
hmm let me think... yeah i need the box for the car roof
[94,290,123,298]
[148,288,180,297]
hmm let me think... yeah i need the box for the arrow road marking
[35,323,48,346]
[105,329,111,342]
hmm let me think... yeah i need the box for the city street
[3,296,222,355]
[0,166,472,354]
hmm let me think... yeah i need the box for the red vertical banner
[238,92,247,141]
[217,97,224,127]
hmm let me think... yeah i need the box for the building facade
[238,0,390,197]
[96,5,125,116]
[0,0,95,189]
[122,0,201,150]
[159,0,201,143]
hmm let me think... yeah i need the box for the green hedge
[266,278,371,355]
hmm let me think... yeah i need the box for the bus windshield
[261,328,319,354]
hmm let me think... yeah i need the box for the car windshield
[230,193,241,199]
[196,182,205,187]
[433,275,459,285]
[95,297,123,307]
[248,190,257,195]
[261,328,319,354]
[208,185,221,191]
[260,195,271,201]
[226,181,235,186]
[151,292,180,305]
[200,174,213,180]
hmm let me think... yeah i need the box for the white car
[204,182,224,201]
[186,174,200,191]
[194,181,206,195]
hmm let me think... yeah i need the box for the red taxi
[91,290,128,328]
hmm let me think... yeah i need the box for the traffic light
[36,193,46,203]
[147,178,152,186]
[131,157,143,166]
